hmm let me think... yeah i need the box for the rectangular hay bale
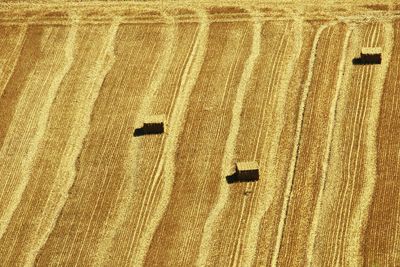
[359,47,382,64]
[235,161,259,181]
[141,114,166,134]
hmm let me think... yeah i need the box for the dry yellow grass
[0,1,399,266]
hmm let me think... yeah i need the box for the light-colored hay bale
[361,47,382,56]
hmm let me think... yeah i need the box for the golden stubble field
[0,1,399,266]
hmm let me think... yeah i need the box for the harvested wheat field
[0,1,399,266]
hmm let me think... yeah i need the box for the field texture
[0,2,399,266]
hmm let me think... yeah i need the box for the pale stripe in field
[52,27,162,267]
[25,19,121,266]
[251,20,290,160]
[242,15,304,267]
[125,16,177,258]
[170,23,249,264]
[329,22,379,266]
[230,21,292,267]
[327,24,364,266]
[172,21,252,265]
[196,10,261,267]
[54,24,160,267]
[0,26,75,242]
[322,22,377,266]
[122,25,194,258]
[306,23,353,267]
[346,21,394,267]
[0,24,27,98]
[270,22,334,267]
[69,20,121,265]
[72,28,160,267]
[93,13,178,266]
[328,25,364,266]
[122,9,209,266]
